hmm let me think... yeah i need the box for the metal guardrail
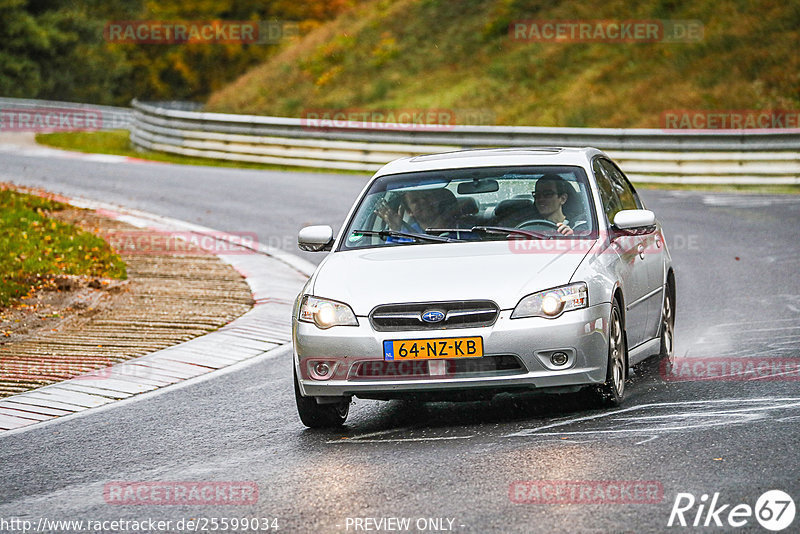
[4,97,796,184]
[0,97,132,130]
[130,100,800,184]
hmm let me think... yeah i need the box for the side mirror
[612,210,656,234]
[298,225,334,252]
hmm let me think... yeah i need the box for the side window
[600,159,641,210]
[615,163,644,209]
[592,159,623,224]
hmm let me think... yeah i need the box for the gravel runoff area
[0,196,254,398]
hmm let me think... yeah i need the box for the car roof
[373,147,607,177]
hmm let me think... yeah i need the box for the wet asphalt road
[1,152,799,533]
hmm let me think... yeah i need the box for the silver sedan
[292,147,675,427]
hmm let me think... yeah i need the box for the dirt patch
[0,275,128,345]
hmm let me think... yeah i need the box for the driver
[532,174,575,236]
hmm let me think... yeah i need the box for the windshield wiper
[351,229,460,243]
[426,226,550,240]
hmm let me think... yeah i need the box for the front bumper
[293,303,611,399]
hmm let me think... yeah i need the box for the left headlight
[298,295,359,329]
[511,282,588,319]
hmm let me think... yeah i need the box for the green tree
[0,0,53,96]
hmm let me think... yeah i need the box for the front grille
[370,300,499,331]
[351,355,524,379]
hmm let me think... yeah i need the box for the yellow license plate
[383,337,483,361]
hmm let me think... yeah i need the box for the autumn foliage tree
[0,0,358,105]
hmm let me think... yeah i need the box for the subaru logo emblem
[421,309,446,323]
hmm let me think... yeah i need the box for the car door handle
[637,243,645,259]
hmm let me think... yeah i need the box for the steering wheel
[571,220,590,232]
[517,219,560,232]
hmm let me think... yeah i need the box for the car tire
[658,281,675,360]
[294,372,349,428]
[656,280,676,378]
[593,300,627,407]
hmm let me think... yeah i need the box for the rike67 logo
[668,490,795,531]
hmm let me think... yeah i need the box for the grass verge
[0,186,127,307]
[35,131,367,175]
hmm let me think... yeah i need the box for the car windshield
[341,165,596,250]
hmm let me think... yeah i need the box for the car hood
[311,240,596,314]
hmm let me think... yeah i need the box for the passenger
[375,188,460,233]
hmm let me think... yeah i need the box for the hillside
[205,0,800,128]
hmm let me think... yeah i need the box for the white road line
[329,435,474,444]
[748,369,800,381]
[710,318,800,329]
[612,412,760,421]
[342,426,416,441]
[532,438,599,444]
[503,397,800,438]
[517,424,733,436]
[702,325,800,334]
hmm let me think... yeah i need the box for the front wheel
[657,281,676,376]
[659,282,675,360]
[294,372,349,428]
[592,301,627,407]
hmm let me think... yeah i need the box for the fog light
[550,351,569,366]
[308,360,337,380]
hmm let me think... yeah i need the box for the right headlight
[511,282,588,319]
[298,295,359,329]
